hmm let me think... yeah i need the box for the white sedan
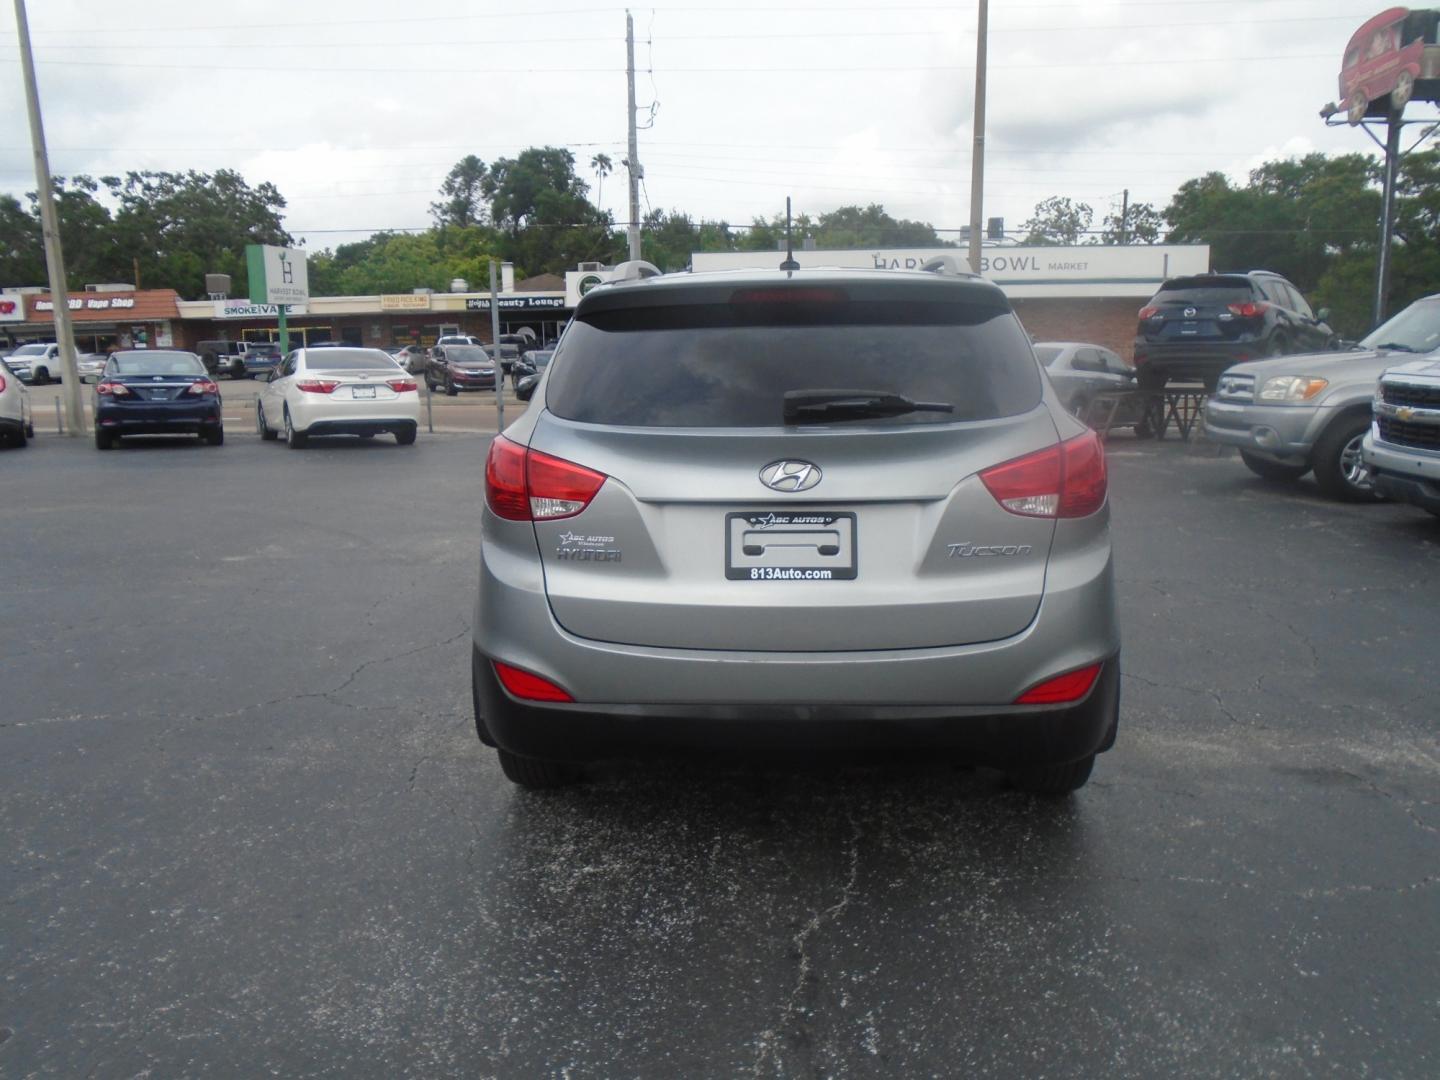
[257,346,420,448]
[1,357,34,447]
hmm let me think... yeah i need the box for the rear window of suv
[546,298,1041,427]
[1151,276,1254,305]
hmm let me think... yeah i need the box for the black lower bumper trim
[1372,470,1440,513]
[302,419,418,438]
[472,646,1121,767]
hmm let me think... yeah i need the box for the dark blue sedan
[94,350,224,449]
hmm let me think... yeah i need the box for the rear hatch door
[1144,275,1254,343]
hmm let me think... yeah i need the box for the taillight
[1014,662,1103,705]
[96,381,131,396]
[0,374,5,392]
[1227,301,1269,318]
[485,435,607,521]
[296,379,339,393]
[493,661,574,703]
[980,431,1108,518]
[1137,306,1159,320]
[185,380,219,395]
[387,379,417,393]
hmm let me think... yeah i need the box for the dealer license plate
[725,511,857,581]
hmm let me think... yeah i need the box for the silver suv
[472,262,1120,793]
[1204,297,1440,501]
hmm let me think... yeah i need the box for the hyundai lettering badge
[759,460,822,492]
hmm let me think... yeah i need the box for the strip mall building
[2,245,1210,360]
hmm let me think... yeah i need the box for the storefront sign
[35,296,137,312]
[0,295,25,322]
[214,299,309,319]
[381,293,432,311]
[246,244,310,305]
[466,295,567,313]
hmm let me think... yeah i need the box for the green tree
[101,169,291,299]
[308,225,505,296]
[430,155,488,229]
[0,193,43,286]
[1100,201,1164,245]
[1019,196,1093,246]
[590,153,613,208]
[482,146,616,274]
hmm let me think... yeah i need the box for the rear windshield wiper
[783,389,955,423]
[1373,342,1419,353]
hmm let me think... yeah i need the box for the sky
[0,0,1431,256]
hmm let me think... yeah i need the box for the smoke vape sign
[246,245,310,306]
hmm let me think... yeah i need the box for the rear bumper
[96,403,221,434]
[474,645,1120,767]
[290,395,422,434]
[1136,340,1258,381]
[302,418,418,438]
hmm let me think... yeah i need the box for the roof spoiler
[919,255,981,279]
[610,260,663,282]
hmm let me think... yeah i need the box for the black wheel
[284,409,307,449]
[1008,754,1095,796]
[1135,367,1165,393]
[394,427,417,446]
[1313,415,1379,502]
[33,367,50,386]
[1240,450,1310,483]
[497,748,580,789]
[257,402,279,441]
[205,427,224,446]
[445,375,458,397]
[94,428,113,450]
[425,374,436,392]
[11,422,26,448]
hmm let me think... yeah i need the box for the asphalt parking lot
[2,432,1438,1076]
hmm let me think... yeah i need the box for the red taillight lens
[1137,306,1159,320]
[0,374,5,393]
[1015,662,1103,705]
[493,661,574,703]
[980,431,1107,519]
[387,379,417,393]
[1226,301,1269,318]
[96,381,131,396]
[296,379,339,394]
[485,436,532,520]
[485,435,607,521]
[185,380,219,395]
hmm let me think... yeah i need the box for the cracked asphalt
[2,433,1438,1077]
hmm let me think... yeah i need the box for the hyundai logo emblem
[759,460,822,492]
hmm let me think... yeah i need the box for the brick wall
[1010,298,1142,362]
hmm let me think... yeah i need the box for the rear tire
[12,423,26,448]
[94,428,113,450]
[257,402,279,441]
[394,427,416,446]
[205,427,224,446]
[445,375,458,397]
[1313,415,1379,502]
[1008,754,1095,796]
[1239,450,1310,483]
[34,367,50,386]
[284,409,307,449]
[497,749,580,789]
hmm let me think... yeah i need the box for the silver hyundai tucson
[473,262,1120,793]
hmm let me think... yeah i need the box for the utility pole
[625,10,642,261]
[966,0,989,275]
[1375,117,1403,325]
[14,0,83,435]
[1119,188,1129,245]
[490,259,505,433]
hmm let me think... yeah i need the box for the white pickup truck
[1363,358,1440,518]
[3,342,62,384]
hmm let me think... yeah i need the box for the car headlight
[1258,376,1329,403]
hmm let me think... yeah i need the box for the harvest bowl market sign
[246,245,310,306]
[689,245,1210,299]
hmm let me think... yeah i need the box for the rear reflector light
[485,435,607,521]
[1137,306,1159,320]
[185,380,219,395]
[387,379,418,393]
[980,430,1108,518]
[96,381,131,396]
[493,661,574,703]
[296,379,339,394]
[1227,301,1269,318]
[1014,663,1103,705]
[731,287,848,305]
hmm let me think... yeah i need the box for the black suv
[1133,271,1335,391]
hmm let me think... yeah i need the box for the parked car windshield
[1358,299,1440,353]
[547,299,1041,428]
[10,343,49,356]
[108,351,206,376]
[443,346,491,365]
[303,349,400,370]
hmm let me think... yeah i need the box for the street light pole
[967,0,989,275]
[13,0,84,434]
